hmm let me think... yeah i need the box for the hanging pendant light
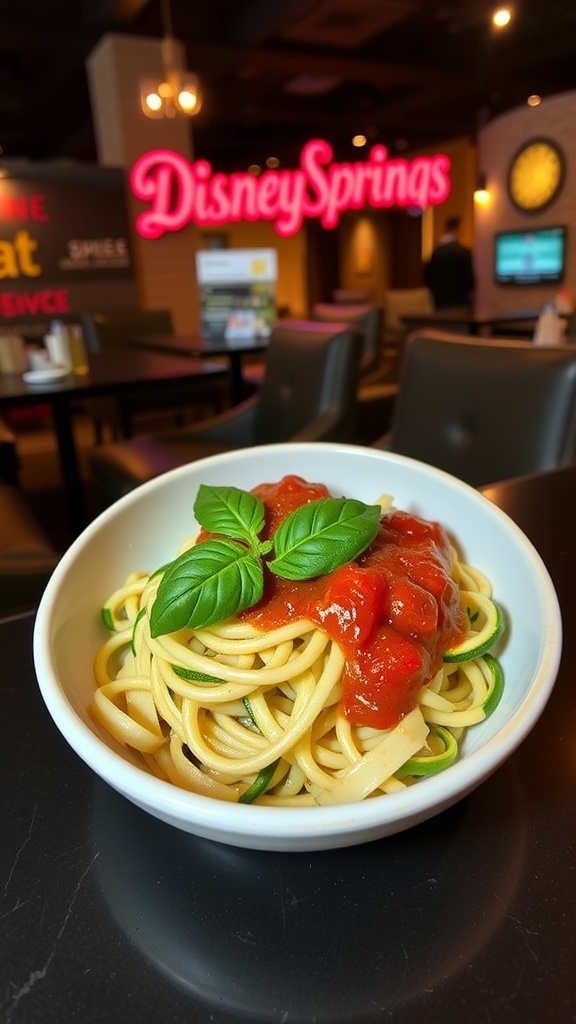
[140,0,202,119]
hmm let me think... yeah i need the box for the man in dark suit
[424,215,475,311]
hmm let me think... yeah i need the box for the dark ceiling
[1,0,576,172]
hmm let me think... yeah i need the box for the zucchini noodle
[91,505,505,807]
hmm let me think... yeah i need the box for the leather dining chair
[312,302,398,445]
[0,484,59,616]
[311,302,383,376]
[332,288,373,305]
[381,286,434,380]
[372,329,576,488]
[89,318,364,501]
[80,308,225,441]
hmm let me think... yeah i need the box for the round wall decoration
[507,138,565,212]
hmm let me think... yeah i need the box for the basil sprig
[149,484,381,638]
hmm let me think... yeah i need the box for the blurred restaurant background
[2,0,576,611]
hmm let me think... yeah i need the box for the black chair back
[332,288,373,304]
[81,309,174,352]
[312,303,382,376]
[254,319,364,444]
[382,330,576,487]
[0,485,59,616]
[89,319,364,501]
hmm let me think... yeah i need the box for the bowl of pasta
[33,443,561,852]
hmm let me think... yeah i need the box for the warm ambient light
[492,7,512,27]
[352,134,367,147]
[140,0,202,119]
[474,173,490,204]
[177,85,199,113]
[141,69,202,119]
[527,94,542,107]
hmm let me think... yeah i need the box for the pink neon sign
[130,139,451,239]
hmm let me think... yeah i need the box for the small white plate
[23,367,71,384]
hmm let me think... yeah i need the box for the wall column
[86,33,200,333]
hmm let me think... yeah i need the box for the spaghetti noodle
[91,476,504,806]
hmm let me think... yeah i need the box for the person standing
[424,215,475,311]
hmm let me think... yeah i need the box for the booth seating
[80,309,226,441]
[89,319,364,502]
[0,485,59,616]
[373,330,576,488]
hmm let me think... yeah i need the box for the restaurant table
[2,463,576,1024]
[400,307,569,338]
[0,351,228,538]
[131,333,269,405]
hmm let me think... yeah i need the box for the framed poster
[196,248,277,340]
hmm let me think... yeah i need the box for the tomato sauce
[240,476,468,730]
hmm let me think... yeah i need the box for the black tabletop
[133,333,269,357]
[2,465,576,1023]
[0,349,227,405]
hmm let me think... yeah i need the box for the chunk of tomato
[318,564,387,645]
[385,577,438,636]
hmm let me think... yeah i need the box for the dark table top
[130,335,268,404]
[400,308,572,340]
[0,350,230,538]
[0,349,227,405]
[133,332,270,357]
[2,464,576,1023]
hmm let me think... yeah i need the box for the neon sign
[131,138,451,239]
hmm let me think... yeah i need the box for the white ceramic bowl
[34,443,561,852]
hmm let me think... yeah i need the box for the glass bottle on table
[68,323,89,374]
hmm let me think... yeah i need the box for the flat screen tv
[494,226,566,285]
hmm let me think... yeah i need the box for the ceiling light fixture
[492,7,512,28]
[140,0,202,119]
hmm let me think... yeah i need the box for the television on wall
[494,225,566,285]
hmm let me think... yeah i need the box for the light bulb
[492,7,511,27]
[177,88,198,112]
[145,91,162,112]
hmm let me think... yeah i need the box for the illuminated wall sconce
[474,173,490,204]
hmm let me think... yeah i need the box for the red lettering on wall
[0,194,49,222]
[130,139,452,239]
[0,289,70,318]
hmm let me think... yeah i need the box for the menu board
[196,248,277,340]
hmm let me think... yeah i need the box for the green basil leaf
[193,484,265,546]
[268,497,381,580]
[150,538,264,637]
